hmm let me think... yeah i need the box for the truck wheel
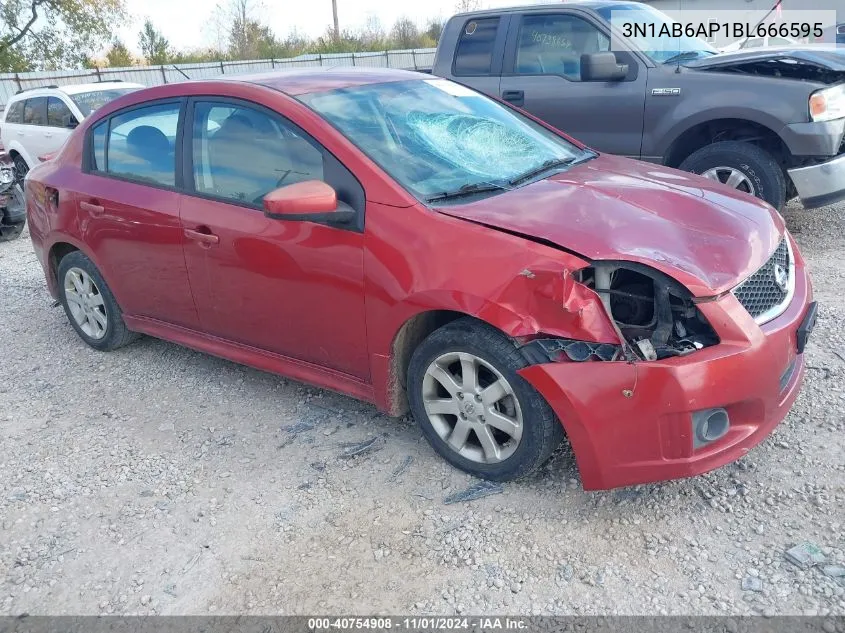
[407,317,564,482]
[678,141,786,211]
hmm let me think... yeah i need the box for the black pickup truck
[431,0,845,211]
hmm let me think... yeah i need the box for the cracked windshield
[299,79,583,200]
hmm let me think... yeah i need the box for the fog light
[691,408,730,449]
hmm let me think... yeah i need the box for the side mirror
[581,52,628,81]
[65,119,79,129]
[263,180,354,225]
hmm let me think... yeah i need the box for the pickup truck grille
[732,238,793,324]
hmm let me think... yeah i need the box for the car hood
[687,46,845,72]
[435,154,784,297]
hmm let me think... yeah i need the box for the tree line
[1,0,481,72]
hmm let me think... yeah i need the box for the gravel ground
[0,199,843,617]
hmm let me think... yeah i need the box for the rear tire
[678,141,786,211]
[407,317,564,482]
[57,251,140,351]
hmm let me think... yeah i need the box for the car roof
[8,81,144,101]
[216,67,426,96]
[452,0,637,17]
[55,81,145,95]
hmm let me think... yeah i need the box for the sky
[117,0,530,54]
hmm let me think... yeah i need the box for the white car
[720,35,798,52]
[0,81,143,178]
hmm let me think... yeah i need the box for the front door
[179,99,369,380]
[44,96,77,156]
[499,11,647,157]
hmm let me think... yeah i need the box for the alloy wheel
[701,166,755,195]
[421,351,523,464]
[64,267,108,340]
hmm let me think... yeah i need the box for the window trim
[81,94,365,232]
[181,95,365,232]
[82,97,186,193]
[502,10,641,82]
[451,15,510,77]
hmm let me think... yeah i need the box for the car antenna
[737,0,781,51]
[675,0,683,73]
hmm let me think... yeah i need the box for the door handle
[80,200,104,216]
[44,132,53,138]
[184,227,219,247]
[502,90,525,106]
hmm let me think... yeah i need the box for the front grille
[732,238,792,323]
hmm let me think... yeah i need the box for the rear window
[4,100,23,123]
[454,17,500,75]
[23,98,47,125]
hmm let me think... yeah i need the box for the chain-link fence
[0,48,437,106]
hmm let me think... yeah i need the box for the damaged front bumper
[788,151,845,210]
[1,185,26,226]
[517,259,814,491]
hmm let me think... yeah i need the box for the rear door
[22,97,50,163]
[77,100,199,329]
[447,15,510,99]
[498,10,647,157]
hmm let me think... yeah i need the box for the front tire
[12,155,28,183]
[407,318,564,482]
[678,141,786,211]
[57,251,139,351]
[0,221,24,242]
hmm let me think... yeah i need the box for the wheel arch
[44,237,118,304]
[381,309,478,416]
[372,275,620,416]
[6,144,33,169]
[662,117,790,170]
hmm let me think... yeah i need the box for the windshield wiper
[508,151,596,187]
[662,50,712,64]
[425,182,507,203]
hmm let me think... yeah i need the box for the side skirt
[123,315,376,405]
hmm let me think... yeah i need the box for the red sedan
[24,68,817,490]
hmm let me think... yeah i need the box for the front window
[516,14,611,79]
[298,79,583,200]
[596,3,717,64]
[71,88,140,118]
[191,101,324,205]
[47,97,78,128]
